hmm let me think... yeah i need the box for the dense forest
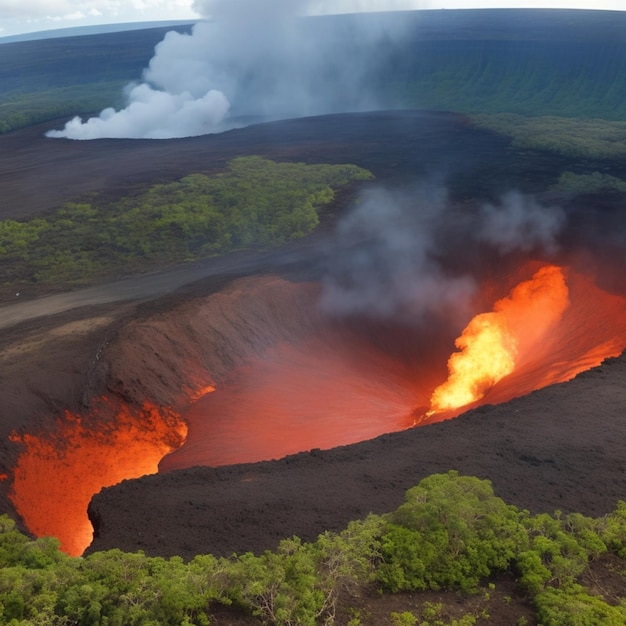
[0,156,371,293]
[0,472,624,625]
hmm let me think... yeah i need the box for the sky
[1,0,625,38]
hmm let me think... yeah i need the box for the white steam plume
[47,0,412,140]
[47,83,229,139]
[321,187,566,323]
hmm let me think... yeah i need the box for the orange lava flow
[8,263,626,554]
[429,265,570,413]
[160,335,422,471]
[9,400,187,556]
[162,263,626,471]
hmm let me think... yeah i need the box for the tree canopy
[1,471,624,625]
[0,156,372,294]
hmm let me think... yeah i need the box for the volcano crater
[1,111,626,559]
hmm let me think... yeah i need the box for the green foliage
[225,516,384,625]
[390,610,417,626]
[226,538,325,626]
[0,476,624,626]
[0,156,372,292]
[534,584,626,625]
[377,471,527,592]
[473,113,626,160]
[597,500,626,558]
[516,511,607,595]
[553,171,626,194]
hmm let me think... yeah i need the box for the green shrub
[534,584,626,626]
[597,501,626,558]
[553,171,626,194]
[0,475,623,625]
[390,610,417,625]
[377,471,527,592]
[516,512,607,595]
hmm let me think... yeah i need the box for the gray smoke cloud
[320,186,477,323]
[478,191,566,254]
[47,0,415,140]
[321,186,566,323]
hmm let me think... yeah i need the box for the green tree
[377,471,527,592]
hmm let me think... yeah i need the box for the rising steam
[320,186,476,322]
[320,185,566,323]
[47,0,413,140]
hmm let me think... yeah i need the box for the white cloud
[1,1,625,38]
[0,1,198,37]
[47,0,421,139]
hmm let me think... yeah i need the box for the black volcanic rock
[87,353,626,559]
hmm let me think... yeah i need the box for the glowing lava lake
[7,257,626,556]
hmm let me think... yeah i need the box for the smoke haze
[47,0,413,139]
[478,191,566,254]
[321,186,566,323]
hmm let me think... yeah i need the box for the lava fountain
[7,261,626,556]
[161,262,626,471]
[427,265,570,415]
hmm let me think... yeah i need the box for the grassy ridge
[0,83,127,134]
[389,40,626,120]
[0,156,372,292]
[0,472,624,625]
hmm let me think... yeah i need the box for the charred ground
[0,111,625,567]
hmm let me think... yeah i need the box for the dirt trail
[0,239,327,330]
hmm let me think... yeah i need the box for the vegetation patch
[0,83,126,134]
[472,114,626,160]
[552,171,626,194]
[0,156,372,293]
[1,471,624,625]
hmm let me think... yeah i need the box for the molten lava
[429,265,570,413]
[160,335,421,471]
[162,264,626,471]
[8,263,626,556]
[9,400,187,556]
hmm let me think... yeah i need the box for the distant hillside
[0,24,194,133]
[0,25,193,93]
[368,9,626,120]
[1,9,625,134]
[0,21,196,44]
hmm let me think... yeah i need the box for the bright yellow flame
[430,312,516,411]
[429,265,570,413]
